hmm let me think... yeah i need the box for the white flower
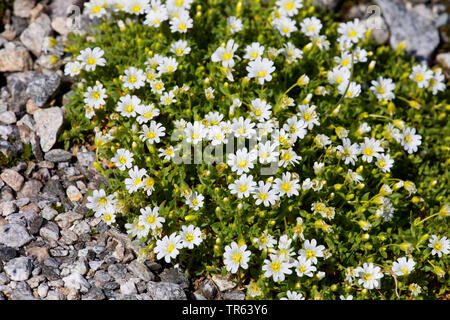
[279,148,301,168]
[283,116,307,141]
[126,0,150,15]
[154,232,183,263]
[208,125,228,145]
[328,66,350,86]
[227,147,258,175]
[86,189,116,216]
[429,68,446,95]
[281,42,302,64]
[355,263,384,290]
[223,242,251,273]
[180,225,202,249]
[249,98,272,122]
[254,231,277,251]
[170,40,191,56]
[258,140,279,164]
[84,0,108,18]
[64,61,82,77]
[358,122,371,134]
[158,56,178,74]
[247,57,276,85]
[280,291,305,300]
[376,154,394,173]
[169,11,193,33]
[334,51,353,68]
[315,134,332,148]
[300,16,322,37]
[339,81,361,98]
[125,218,148,239]
[370,76,396,101]
[401,127,422,154]
[262,253,292,282]
[229,174,257,198]
[123,67,146,90]
[337,19,366,44]
[116,94,141,117]
[158,145,178,161]
[276,0,302,17]
[211,39,239,68]
[273,17,297,37]
[186,192,204,211]
[347,169,363,184]
[185,121,207,144]
[136,104,160,124]
[160,91,176,106]
[103,212,116,225]
[360,137,384,163]
[428,235,450,257]
[273,172,300,197]
[84,83,107,109]
[232,117,256,139]
[294,256,316,277]
[139,121,166,144]
[253,181,279,207]
[297,104,320,130]
[144,7,169,27]
[124,166,147,193]
[340,295,353,300]
[167,0,193,10]
[139,206,165,230]
[77,47,106,72]
[244,42,264,60]
[336,138,359,165]
[299,239,325,264]
[111,148,134,171]
[227,16,243,33]
[392,257,415,276]
[376,198,395,222]
[410,64,433,88]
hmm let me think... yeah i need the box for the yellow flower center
[433,242,443,251]
[281,152,292,161]
[98,197,108,205]
[336,76,343,83]
[377,159,386,168]
[305,249,316,259]
[404,135,412,144]
[145,177,155,188]
[92,6,101,14]
[341,59,350,66]
[232,252,243,263]
[191,198,199,206]
[132,5,141,13]
[298,265,307,273]
[146,72,154,80]
[363,273,373,281]
[222,52,232,60]
[238,159,248,168]
[134,178,142,186]
[166,65,174,72]
[87,57,96,65]
[364,147,374,156]
[92,91,101,100]
[257,70,267,77]
[238,184,248,193]
[104,214,112,221]
[176,0,184,6]
[251,51,259,59]
[125,104,134,113]
[178,23,187,31]
[285,2,294,10]
[306,25,315,32]
[146,215,156,224]
[258,192,267,200]
[281,182,291,192]
[129,75,137,83]
[237,127,246,135]
[144,111,153,118]
[253,108,262,116]
[185,233,194,242]
[154,82,163,91]
[377,86,386,94]
[147,131,156,139]
[271,261,281,272]
[415,74,424,82]
[348,30,357,38]
[118,156,127,164]
[175,48,184,55]
[191,132,200,140]
[167,244,175,253]
[400,267,409,275]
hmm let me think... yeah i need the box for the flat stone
[211,275,236,292]
[4,257,33,281]
[51,17,72,36]
[26,72,61,108]
[20,14,52,57]
[127,260,154,282]
[0,245,18,262]
[21,210,43,234]
[375,0,440,61]
[76,151,96,167]
[41,207,58,220]
[66,185,82,203]
[120,279,138,295]
[159,268,189,289]
[14,0,36,18]
[37,282,49,298]
[0,201,17,217]
[34,107,64,153]
[39,221,60,242]
[44,149,72,162]
[0,46,33,72]
[49,0,84,18]
[146,281,187,300]
[0,111,17,125]
[107,264,128,281]
[17,180,43,199]
[1,169,24,192]
[436,52,450,74]
[62,272,90,293]
[0,223,33,248]
[55,211,83,229]
[82,287,105,300]
[222,290,246,300]
[26,246,50,263]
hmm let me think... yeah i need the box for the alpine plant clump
[61,0,449,300]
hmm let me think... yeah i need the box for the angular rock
[55,211,83,229]
[222,290,246,300]
[0,201,17,217]
[26,72,61,108]
[0,245,18,262]
[51,17,72,36]
[49,0,84,18]
[0,223,33,248]
[41,206,58,220]
[159,268,189,289]
[37,282,49,298]
[0,111,17,125]
[375,0,440,61]
[120,279,138,295]
[76,151,96,167]
[147,281,187,300]
[39,221,60,242]
[0,46,33,72]
[20,14,52,57]
[63,272,90,293]
[34,107,64,152]
[18,180,43,199]
[127,260,154,282]
[66,185,82,203]
[1,169,24,192]
[107,264,127,281]
[13,0,36,18]
[82,287,105,300]
[436,52,450,75]
[44,149,72,162]
[26,246,50,263]
[21,210,43,234]
[4,257,33,281]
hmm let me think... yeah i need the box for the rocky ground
[0,0,449,300]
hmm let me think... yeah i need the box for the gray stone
[147,281,187,300]
[222,290,246,300]
[159,268,189,289]
[39,221,60,242]
[312,0,341,10]
[120,279,138,295]
[70,220,90,236]
[0,245,18,262]
[127,260,154,282]
[37,282,49,298]
[63,272,90,293]
[436,52,450,74]
[51,17,72,36]
[375,0,440,62]
[0,223,33,248]
[34,107,64,153]
[107,264,128,281]
[13,0,36,18]
[55,211,83,229]
[0,201,17,217]
[94,270,112,283]
[21,210,43,234]
[6,71,35,113]
[46,289,65,300]
[49,0,84,18]
[1,169,24,192]
[26,73,61,108]
[0,46,33,72]
[66,185,83,203]
[41,207,58,220]
[76,151,96,167]
[4,257,33,281]
[82,287,105,300]
[26,246,50,263]
[20,14,52,57]
[198,278,217,300]
[16,114,35,145]
[17,180,43,199]
[44,149,72,162]
[0,111,17,125]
